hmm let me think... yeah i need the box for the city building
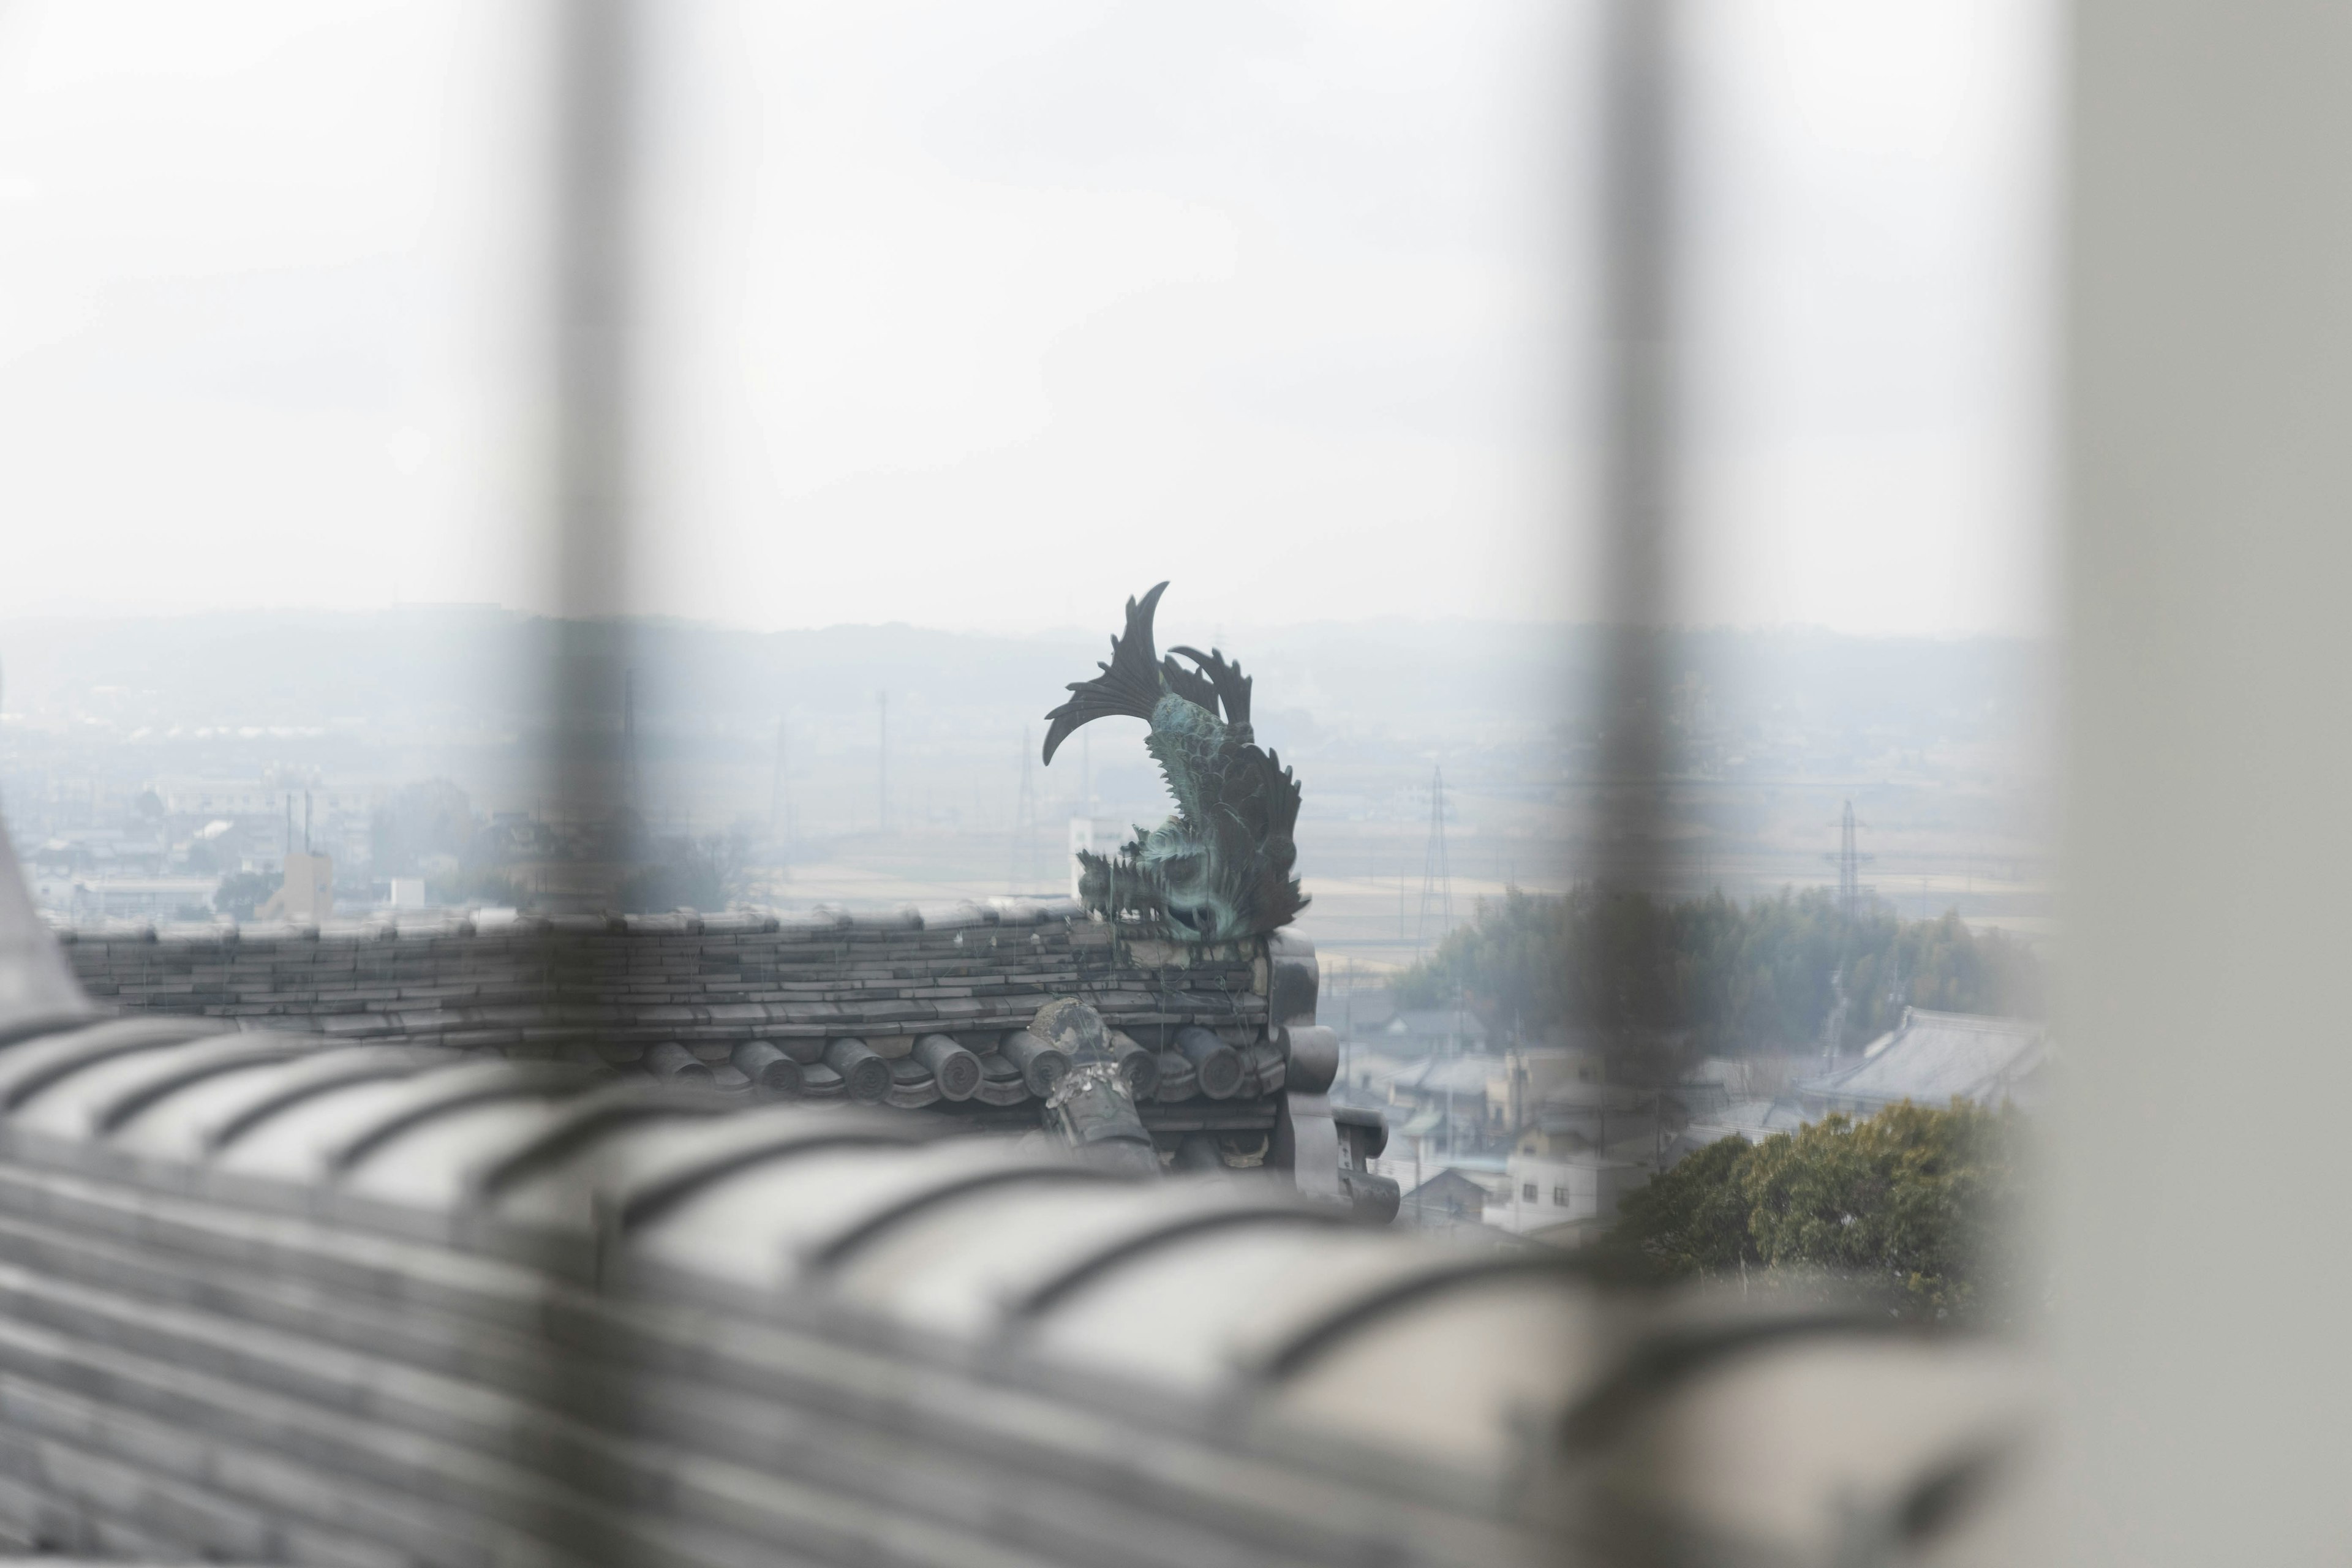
[51,876,221,921]
[1514,1080,1667,1162]
[258,852,334,922]
[1489,1150,1646,1242]
[1397,1167,1495,1229]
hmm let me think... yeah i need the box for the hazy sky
[0,0,2056,635]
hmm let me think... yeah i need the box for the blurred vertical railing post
[546,0,641,911]
[533,4,652,1555]
[1590,0,1679,1068]
[1563,7,1689,1555]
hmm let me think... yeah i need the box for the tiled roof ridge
[43,893,1095,947]
[48,894,1292,1118]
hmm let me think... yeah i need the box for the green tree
[1600,1133,1755,1278]
[1395,884,2043,1055]
[619,834,744,913]
[212,870,278,921]
[1596,1099,2030,1324]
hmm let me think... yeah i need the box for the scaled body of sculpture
[1043,583,1307,941]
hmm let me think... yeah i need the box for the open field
[742,802,2057,978]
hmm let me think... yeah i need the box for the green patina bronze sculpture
[1044,583,1307,941]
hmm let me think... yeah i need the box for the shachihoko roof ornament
[1044,583,1307,943]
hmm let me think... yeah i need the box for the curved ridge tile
[1238,1254,1597,1383]
[8,1032,314,1145]
[339,1097,590,1213]
[997,1195,1351,1326]
[0,1016,232,1115]
[587,1105,938,1234]
[323,1060,596,1175]
[467,1082,733,1207]
[108,1043,456,1163]
[1583,1336,2032,1567]
[625,1142,1114,1295]
[211,1058,590,1187]
[833,1183,1338,1344]
[1259,1270,1607,1472]
[800,1155,1126,1274]
[1020,1226,1416,1394]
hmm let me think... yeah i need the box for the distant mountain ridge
[0,605,2051,752]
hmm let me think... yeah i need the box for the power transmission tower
[1823,799,1875,919]
[1011,726,1039,892]
[1415,765,1453,951]
[876,691,889,835]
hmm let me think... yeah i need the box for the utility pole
[876,691,888,835]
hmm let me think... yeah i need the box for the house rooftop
[1379,1054,1507,1097]
[1674,1096,1810,1157]
[1795,1008,2049,1114]
[1380,1008,1488,1042]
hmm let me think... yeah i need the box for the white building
[258,853,334,922]
[57,877,221,921]
[1488,1152,1645,1242]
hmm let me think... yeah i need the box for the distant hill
[0,605,2050,751]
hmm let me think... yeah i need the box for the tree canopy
[211,870,278,921]
[1595,1100,2031,1324]
[1393,884,2043,1057]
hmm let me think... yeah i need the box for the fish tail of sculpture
[1267,876,1310,929]
[1043,581,1169,764]
[1260,748,1308,929]
[1167,645,1253,731]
